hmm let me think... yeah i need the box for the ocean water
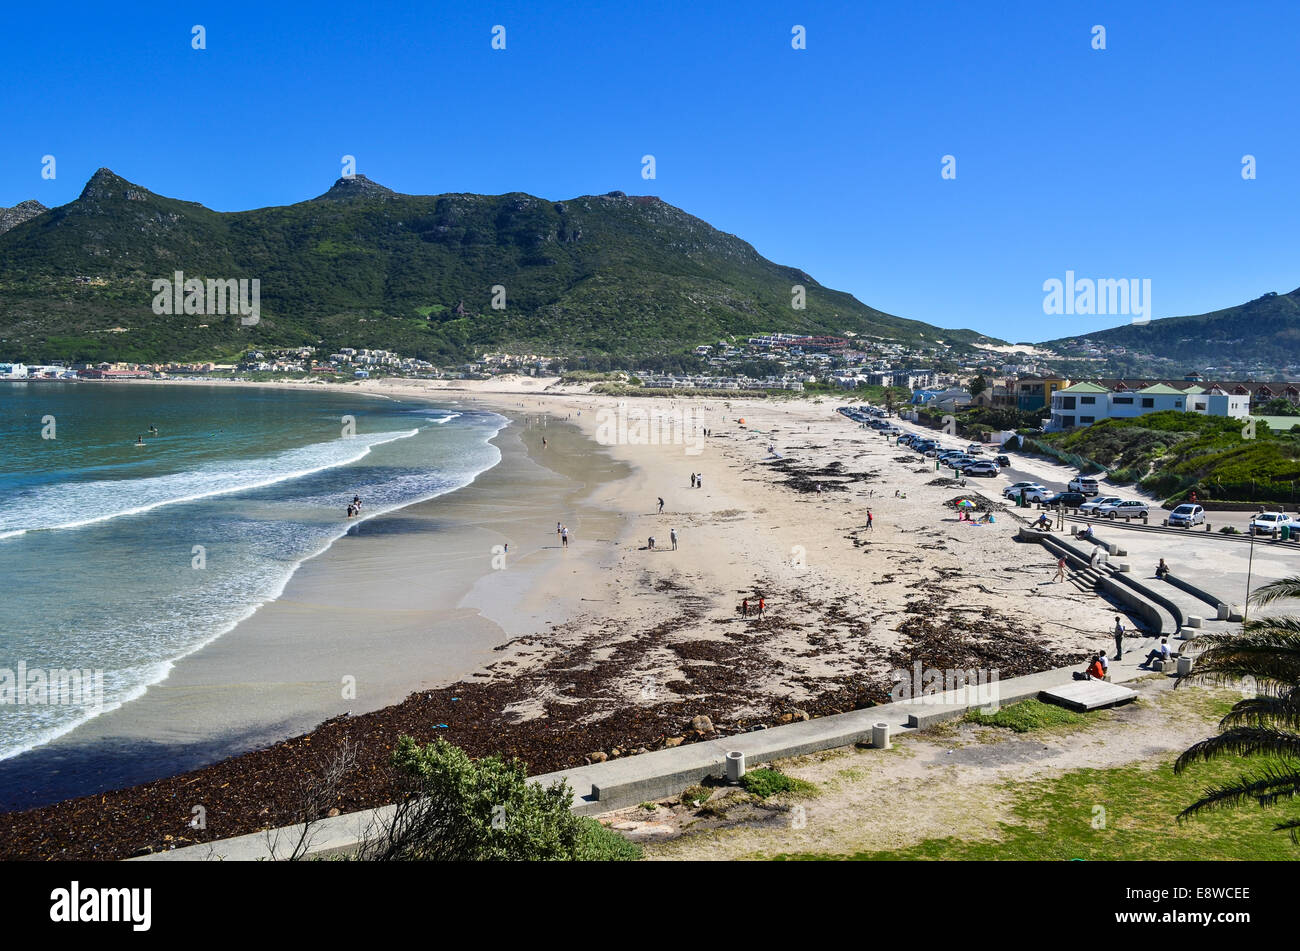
[0,382,506,760]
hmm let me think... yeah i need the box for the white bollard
[725,750,745,783]
[1176,655,1193,677]
[1216,603,1232,620]
[1185,615,1204,628]
[872,722,891,750]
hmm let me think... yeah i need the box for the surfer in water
[148,425,158,435]
[135,434,144,445]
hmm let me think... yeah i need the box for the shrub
[358,737,635,861]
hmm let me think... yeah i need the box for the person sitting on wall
[1141,638,1172,669]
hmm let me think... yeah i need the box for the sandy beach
[0,376,1121,857]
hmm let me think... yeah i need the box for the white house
[1048,382,1251,431]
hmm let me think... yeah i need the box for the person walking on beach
[1112,615,1125,660]
[561,526,568,548]
[741,598,749,617]
[696,474,703,489]
[648,536,656,550]
[866,509,874,531]
[1054,556,1066,583]
[670,528,678,550]
[690,472,697,488]
[658,497,664,514]
[758,597,766,618]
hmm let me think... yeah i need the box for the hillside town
[5,332,1300,434]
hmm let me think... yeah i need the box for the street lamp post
[1244,525,1256,623]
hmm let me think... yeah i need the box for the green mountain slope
[0,169,998,365]
[1040,290,1300,374]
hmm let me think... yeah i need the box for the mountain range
[0,170,996,366]
[1040,290,1300,376]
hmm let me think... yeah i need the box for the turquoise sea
[0,382,506,762]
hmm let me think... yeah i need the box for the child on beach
[670,528,678,550]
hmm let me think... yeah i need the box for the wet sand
[0,412,628,810]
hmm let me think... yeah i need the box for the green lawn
[774,753,1300,860]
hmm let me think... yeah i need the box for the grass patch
[680,784,711,807]
[963,698,1089,733]
[773,752,1300,861]
[741,768,818,799]
[576,819,643,861]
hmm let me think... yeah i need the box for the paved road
[857,410,1271,533]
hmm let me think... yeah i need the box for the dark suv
[1047,491,1087,509]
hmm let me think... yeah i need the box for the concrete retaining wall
[1164,572,1226,612]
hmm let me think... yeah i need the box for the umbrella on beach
[956,499,976,508]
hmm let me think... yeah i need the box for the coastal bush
[740,768,817,799]
[358,737,638,861]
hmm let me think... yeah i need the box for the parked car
[1250,512,1294,535]
[966,444,984,454]
[1004,482,1046,500]
[995,455,1011,468]
[1068,476,1101,496]
[1027,486,1062,504]
[1167,504,1205,528]
[1079,496,1123,515]
[1046,491,1089,508]
[963,461,1000,477]
[1096,499,1150,519]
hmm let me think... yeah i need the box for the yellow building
[1014,374,1071,412]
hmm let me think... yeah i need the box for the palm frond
[1221,694,1300,730]
[1248,576,1300,607]
[1177,763,1300,821]
[1174,727,1300,773]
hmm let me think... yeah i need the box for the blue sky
[3,1,1297,344]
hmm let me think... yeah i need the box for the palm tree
[1174,576,1300,842]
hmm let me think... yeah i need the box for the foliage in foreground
[355,737,640,861]
[1173,575,1300,844]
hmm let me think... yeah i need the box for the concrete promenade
[138,637,1175,862]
